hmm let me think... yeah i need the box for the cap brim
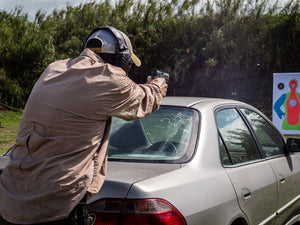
[87,47,102,53]
[131,53,141,67]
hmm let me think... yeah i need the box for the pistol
[151,69,170,84]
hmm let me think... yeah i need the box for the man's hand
[147,76,168,97]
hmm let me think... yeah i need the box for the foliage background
[0,111,22,153]
[0,0,299,117]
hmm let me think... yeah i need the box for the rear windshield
[108,106,198,163]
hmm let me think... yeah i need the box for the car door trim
[277,194,300,214]
[258,194,300,225]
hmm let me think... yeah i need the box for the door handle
[279,174,286,184]
[241,188,251,200]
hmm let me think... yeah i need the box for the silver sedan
[88,96,300,225]
[0,97,299,224]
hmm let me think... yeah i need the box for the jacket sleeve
[108,75,163,121]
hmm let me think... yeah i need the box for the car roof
[161,96,247,108]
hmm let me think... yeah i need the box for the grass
[0,110,22,154]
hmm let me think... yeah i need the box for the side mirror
[287,138,300,152]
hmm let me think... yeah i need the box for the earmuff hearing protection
[86,26,133,68]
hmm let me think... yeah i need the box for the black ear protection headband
[86,26,133,68]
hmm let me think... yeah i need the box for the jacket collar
[80,48,104,63]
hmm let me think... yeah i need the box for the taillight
[89,198,186,225]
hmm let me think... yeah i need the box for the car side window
[240,108,285,157]
[219,136,231,165]
[217,108,261,165]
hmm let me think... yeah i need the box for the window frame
[216,106,263,166]
[216,104,288,167]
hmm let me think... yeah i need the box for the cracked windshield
[108,106,197,161]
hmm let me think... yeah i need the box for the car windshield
[108,106,198,163]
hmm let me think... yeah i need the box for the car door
[240,108,300,222]
[216,108,278,225]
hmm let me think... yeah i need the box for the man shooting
[0,26,167,224]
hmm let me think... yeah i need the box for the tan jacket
[0,49,162,223]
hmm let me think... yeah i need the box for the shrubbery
[0,0,299,116]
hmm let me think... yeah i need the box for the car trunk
[88,161,181,203]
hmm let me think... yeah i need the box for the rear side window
[240,108,285,157]
[219,136,231,165]
[217,108,260,165]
